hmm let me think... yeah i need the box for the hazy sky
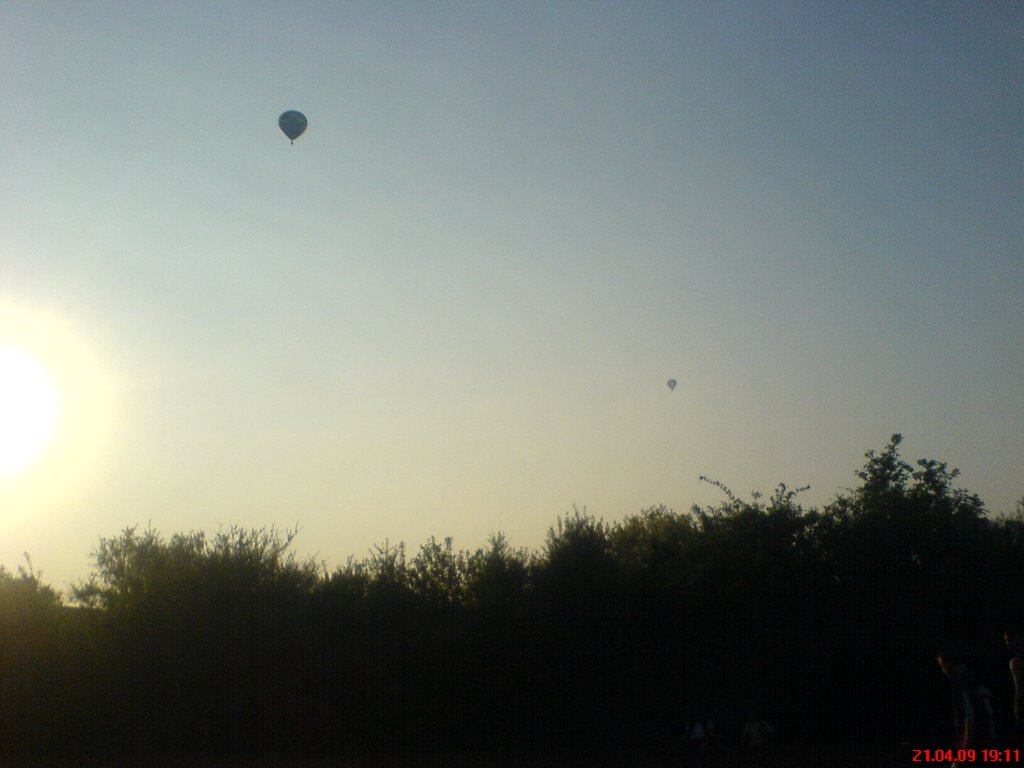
[2,2,1021,594]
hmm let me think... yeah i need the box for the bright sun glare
[0,344,59,477]
[0,303,113,518]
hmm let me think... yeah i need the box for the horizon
[6,432,1020,598]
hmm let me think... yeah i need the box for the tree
[0,556,65,759]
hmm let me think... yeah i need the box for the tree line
[1,434,1022,762]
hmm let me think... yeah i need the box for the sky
[1,2,1021,595]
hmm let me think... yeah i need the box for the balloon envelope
[278,110,307,142]
[667,379,677,391]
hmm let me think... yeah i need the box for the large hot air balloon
[278,110,307,144]
[667,379,677,391]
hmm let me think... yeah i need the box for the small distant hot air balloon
[278,110,307,144]
[667,379,677,391]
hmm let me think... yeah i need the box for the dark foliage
[1,436,1021,762]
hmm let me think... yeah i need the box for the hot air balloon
[667,379,677,391]
[278,110,307,144]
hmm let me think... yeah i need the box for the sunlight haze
[1,2,1021,594]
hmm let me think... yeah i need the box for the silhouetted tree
[2,436,1020,761]
[0,557,64,759]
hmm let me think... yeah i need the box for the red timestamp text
[911,748,1022,762]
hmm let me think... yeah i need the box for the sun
[0,344,60,477]
[0,303,114,520]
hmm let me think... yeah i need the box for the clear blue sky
[1,2,1021,593]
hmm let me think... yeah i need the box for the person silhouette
[1004,629,1024,743]
[937,648,977,760]
[741,710,774,749]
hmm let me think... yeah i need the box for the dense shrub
[1,436,1020,760]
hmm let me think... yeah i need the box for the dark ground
[3,745,908,768]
